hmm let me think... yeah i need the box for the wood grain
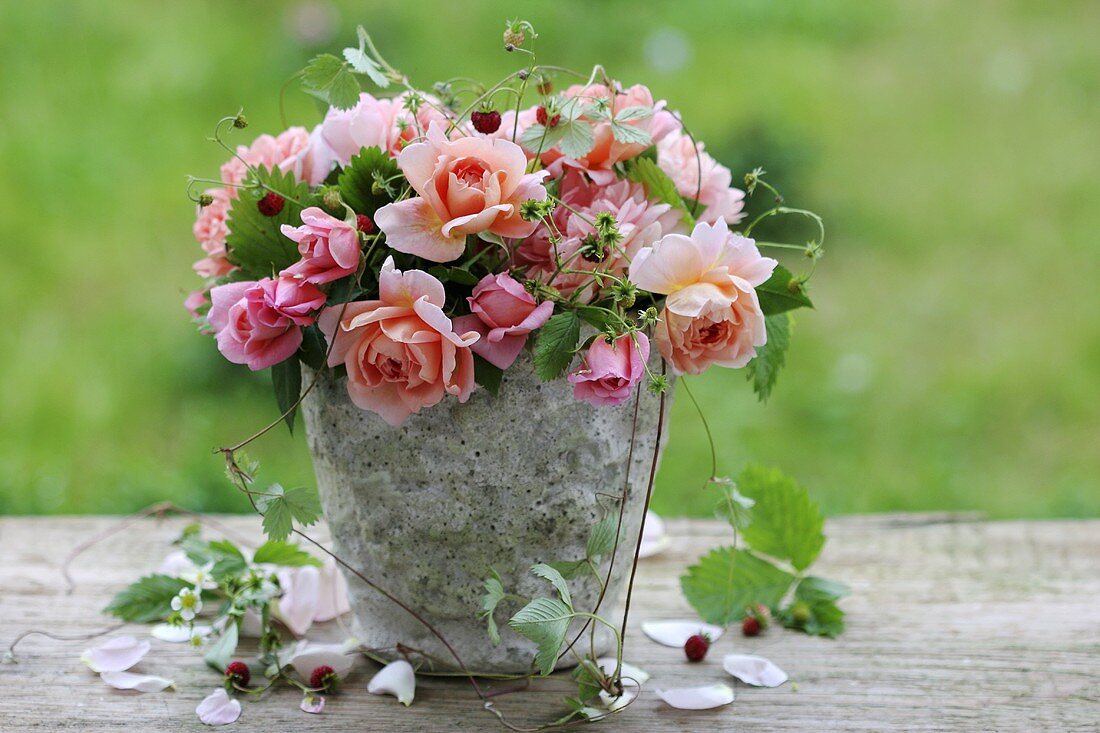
[1,514,1097,731]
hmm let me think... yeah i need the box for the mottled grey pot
[301,350,671,674]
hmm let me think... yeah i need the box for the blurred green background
[2,0,1097,518]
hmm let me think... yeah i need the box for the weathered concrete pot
[301,350,671,674]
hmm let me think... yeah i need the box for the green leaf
[479,569,505,644]
[272,357,301,434]
[519,123,567,154]
[736,465,825,571]
[586,515,619,559]
[610,119,651,146]
[624,157,692,225]
[206,539,248,580]
[546,559,593,580]
[252,540,322,567]
[572,658,605,703]
[337,146,400,216]
[533,311,581,381]
[473,355,504,397]
[225,166,313,278]
[680,547,795,625]
[531,563,573,610]
[104,574,190,623]
[298,325,328,370]
[711,477,755,530]
[557,120,596,159]
[798,575,850,602]
[343,27,391,88]
[756,265,813,315]
[784,577,848,638]
[204,621,239,673]
[746,312,791,402]
[255,484,321,541]
[302,53,361,110]
[509,597,574,675]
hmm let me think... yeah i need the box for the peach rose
[374,122,549,263]
[628,219,777,375]
[321,92,451,163]
[657,129,745,225]
[318,257,479,425]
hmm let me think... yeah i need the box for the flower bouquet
[160,19,829,723]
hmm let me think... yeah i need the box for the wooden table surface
[1,514,1097,731]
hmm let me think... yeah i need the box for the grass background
[1,0,1097,518]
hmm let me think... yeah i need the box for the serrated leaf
[746,312,790,402]
[509,597,574,675]
[533,311,581,380]
[104,574,190,623]
[336,146,400,216]
[586,515,619,559]
[756,265,813,315]
[737,465,825,571]
[680,547,795,626]
[204,621,239,673]
[473,354,504,397]
[546,559,593,580]
[255,484,321,541]
[342,26,391,88]
[624,157,692,225]
[272,357,301,434]
[785,577,847,638]
[252,540,321,567]
[711,477,755,529]
[610,119,651,146]
[614,105,653,122]
[206,539,248,579]
[573,659,605,703]
[531,564,573,610]
[302,54,361,110]
[798,575,850,602]
[519,123,567,155]
[480,569,505,644]
[225,166,313,278]
[557,120,596,159]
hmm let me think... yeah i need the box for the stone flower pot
[301,351,671,674]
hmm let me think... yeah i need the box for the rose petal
[722,654,789,687]
[288,640,357,681]
[599,684,639,712]
[99,670,175,692]
[151,624,213,643]
[638,511,669,558]
[300,694,326,714]
[594,658,651,686]
[313,557,351,623]
[276,565,321,637]
[196,687,242,726]
[367,660,416,706]
[655,683,735,710]
[640,620,724,648]
[80,636,151,673]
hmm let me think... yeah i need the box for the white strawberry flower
[171,587,203,621]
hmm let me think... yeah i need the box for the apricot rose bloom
[318,257,480,426]
[374,122,549,263]
[628,219,777,375]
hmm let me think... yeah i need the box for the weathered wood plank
[0,514,1097,731]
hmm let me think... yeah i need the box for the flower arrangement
[185,26,820,429]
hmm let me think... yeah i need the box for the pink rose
[208,277,326,371]
[657,130,745,225]
[629,219,777,375]
[220,126,329,193]
[568,332,650,407]
[322,92,451,164]
[184,289,211,332]
[280,208,362,284]
[192,188,235,278]
[317,257,479,425]
[452,273,554,369]
[541,84,678,185]
[374,122,549,263]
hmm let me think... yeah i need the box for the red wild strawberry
[471,109,502,134]
[683,633,710,662]
[310,664,338,691]
[742,616,761,637]
[536,105,561,128]
[257,192,285,217]
[224,660,251,687]
[356,214,375,234]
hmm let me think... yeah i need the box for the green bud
[647,374,670,395]
[638,307,660,328]
[321,187,342,211]
[232,113,248,129]
[197,193,214,208]
[790,601,811,626]
[611,280,637,308]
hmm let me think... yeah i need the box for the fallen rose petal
[300,694,326,714]
[722,654,789,687]
[367,660,415,706]
[276,565,321,637]
[196,688,242,726]
[288,640,356,681]
[81,636,151,673]
[594,658,651,686]
[640,620,724,648]
[599,685,639,712]
[655,683,735,710]
[639,511,670,558]
[151,624,213,643]
[99,670,175,692]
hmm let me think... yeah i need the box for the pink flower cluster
[186,73,781,426]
